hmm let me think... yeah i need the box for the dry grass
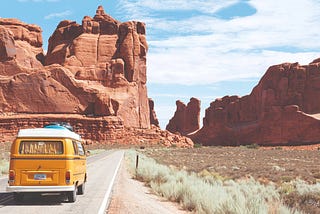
[136,146,320,214]
[126,150,305,214]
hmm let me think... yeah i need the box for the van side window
[77,142,85,156]
[72,141,84,156]
[72,141,79,155]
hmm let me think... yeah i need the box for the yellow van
[7,123,87,202]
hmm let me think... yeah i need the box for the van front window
[19,141,63,155]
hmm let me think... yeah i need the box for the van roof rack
[44,122,73,132]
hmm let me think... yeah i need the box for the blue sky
[1,0,320,128]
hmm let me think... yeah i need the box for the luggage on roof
[44,122,73,132]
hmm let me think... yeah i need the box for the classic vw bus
[7,123,87,202]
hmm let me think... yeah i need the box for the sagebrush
[126,150,305,214]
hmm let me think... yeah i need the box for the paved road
[0,150,124,214]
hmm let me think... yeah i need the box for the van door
[16,140,66,186]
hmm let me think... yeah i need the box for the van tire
[77,182,85,195]
[67,188,77,202]
[13,193,24,202]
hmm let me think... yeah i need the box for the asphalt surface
[0,150,124,214]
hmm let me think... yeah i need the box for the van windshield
[19,141,63,155]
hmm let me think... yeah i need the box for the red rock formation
[166,98,200,135]
[0,6,150,128]
[0,18,44,69]
[43,5,149,128]
[148,98,159,127]
[191,60,320,146]
[45,5,147,85]
[0,6,193,148]
[0,114,192,148]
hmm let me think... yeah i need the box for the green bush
[245,144,260,149]
[193,143,202,148]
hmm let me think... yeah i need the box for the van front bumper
[6,185,75,193]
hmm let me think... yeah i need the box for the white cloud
[119,0,236,15]
[44,10,72,20]
[147,45,320,85]
[119,0,320,126]
[119,0,320,85]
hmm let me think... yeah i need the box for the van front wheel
[67,188,77,202]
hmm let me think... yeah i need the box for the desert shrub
[280,176,294,183]
[0,159,9,176]
[193,143,202,148]
[279,183,296,195]
[87,149,106,155]
[292,179,320,195]
[125,150,299,214]
[283,191,320,214]
[279,180,320,214]
[198,169,226,183]
[245,143,260,149]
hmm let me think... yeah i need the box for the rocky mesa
[167,59,320,146]
[0,6,193,147]
[192,59,320,146]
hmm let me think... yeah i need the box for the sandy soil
[107,161,189,214]
[141,145,320,184]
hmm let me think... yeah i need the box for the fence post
[135,154,139,169]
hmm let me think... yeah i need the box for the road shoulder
[107,159,189,214]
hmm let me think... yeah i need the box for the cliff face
[190,59,320,146]
[0,6,149,129]
[45,6,148,85]
[0,6,193,147]
[0,114,193,148]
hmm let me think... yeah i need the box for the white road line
[97,151,123,214]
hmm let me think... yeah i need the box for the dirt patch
[140,145,320,184]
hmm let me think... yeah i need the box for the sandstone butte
[166,98,201,135]
[0,6,193,148]
[167,58,320,146]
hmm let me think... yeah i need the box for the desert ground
[135,144,320,213]
[139,145,320,184]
